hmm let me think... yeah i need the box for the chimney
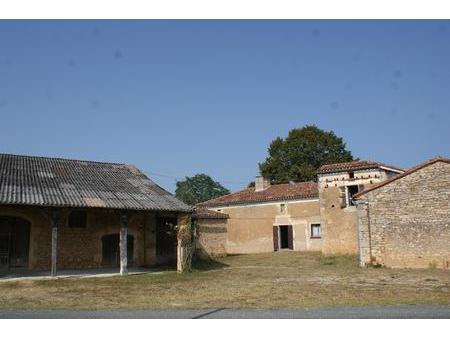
[255,175,271,192]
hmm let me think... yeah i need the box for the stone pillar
[50,209,59,277]
[176,214,193,273]
[119,213,128,275]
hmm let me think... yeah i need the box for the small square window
[349,171,355,179]
[68,210,87,228]
[311,224,321,238]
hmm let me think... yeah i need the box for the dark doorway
[101,234,134,267]
[279,225,293,250]
[0,216,31,273]
[156,216,177,265]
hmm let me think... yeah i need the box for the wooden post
[50,209,59,277]
[119,213,128,276]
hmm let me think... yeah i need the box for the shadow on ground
[192,258,229,271]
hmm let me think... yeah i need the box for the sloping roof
[0,153,191,212]
[197,181,318,207]
[317,160,404,174]
[192,208,229,219]
[354,157,450,199]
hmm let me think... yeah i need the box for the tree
[259,125,354,183]
[175,174,230,205]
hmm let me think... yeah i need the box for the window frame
[345,185,359,207]
[310,223,321,239]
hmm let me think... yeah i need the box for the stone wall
[357,161,450,269]
[195,218,228,258]
[208,199,321,254]
[0,205,162,271]
[319,169,390,255]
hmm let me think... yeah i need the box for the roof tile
[317,160,403,174]
[198,181,318,207]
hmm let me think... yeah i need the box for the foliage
[175,174,230,205]
[259,125,354,183]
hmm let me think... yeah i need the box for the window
[68,210,87,228]
[311,224,321,238]
[348,171,354,179]
[280,203,286,214]
[345,185,359,207]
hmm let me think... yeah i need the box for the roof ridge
[354,156,450,199]
[0,153,126,166]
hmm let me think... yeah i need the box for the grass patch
[0,251,448,310]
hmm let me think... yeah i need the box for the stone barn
[0,153,191,276]
[355,157,450,269]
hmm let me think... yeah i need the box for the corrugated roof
[317,160,404,174]
[197,181,318,207]
[0,153,191,212]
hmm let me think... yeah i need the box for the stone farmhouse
[195,158,449,269]
[0,153,190,276]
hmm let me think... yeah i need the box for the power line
[143,170,250,186]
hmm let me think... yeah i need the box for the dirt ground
[0,252,449,310]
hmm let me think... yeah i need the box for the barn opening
[156,216,177,265]
[0,216,30,274]
[101,234,134,267]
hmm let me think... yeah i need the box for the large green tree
[259,125,354,183]
[175,174,230,205]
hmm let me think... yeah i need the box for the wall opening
[0,216,31,273]
[279,225,293,250]
[156,216,177,265]
[101,234,134,267]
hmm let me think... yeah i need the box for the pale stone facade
[199,199,321,255]
[318,168,400,255]
[356,159,450,269]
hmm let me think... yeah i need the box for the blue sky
[0,20,449,193]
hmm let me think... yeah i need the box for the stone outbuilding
[192,208,229,259]
[354,157,450,269]
[0,153,191,276]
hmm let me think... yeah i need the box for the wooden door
[273,226,279,251]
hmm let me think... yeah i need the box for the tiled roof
[317,160,404,174]
[197,181,318,207]
[192,208,229,219]
[354,157,450,199]
[0,153,191,212]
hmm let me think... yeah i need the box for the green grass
[0,251,449,310]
